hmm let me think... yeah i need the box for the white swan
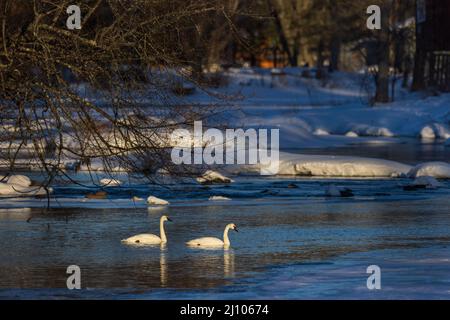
[186,223,238,248]
[122,215,172,245]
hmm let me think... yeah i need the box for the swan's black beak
[234,227,239,232]
[167,217,173,222]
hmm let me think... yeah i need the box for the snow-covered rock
[420,124,450,140]
[147,196,169,206]
[345,131,359,138]
[7,175,32,187]
[197,170,234,184]
[408,162,450,179]
[353,126,394,137]
[209,196,231,201]
[100,178,122,186]
[420,126,436,140]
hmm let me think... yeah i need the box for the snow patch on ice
[209,196,231,201]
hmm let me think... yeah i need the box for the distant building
[418,0,450,91]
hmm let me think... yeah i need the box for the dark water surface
[289,138,450,164]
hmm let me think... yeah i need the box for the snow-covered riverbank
[186,68,450,149]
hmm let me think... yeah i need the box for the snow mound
[294,157,410,177]
[197,170,234,184]
[420,124,450,140]
[353,125,394,137]
[279,153,410,177]
[0,174,49,196]
[209,196,231,201]
[0,183,49,196]
[147,196,169,206]
[411,176,442,189]
[408,162,450,179]
[7,175,32,187]
[420,126,436,140]
[314,129,330,136]
[345,131,359,138]
[231,152,412,177]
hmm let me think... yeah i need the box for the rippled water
[0,173,449,299]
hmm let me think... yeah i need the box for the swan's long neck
[223,226,231,246]
[160,219,167,243]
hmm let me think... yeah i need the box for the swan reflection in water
[223,249,235,278]
[157,246,236,288]
[160,243,168,287]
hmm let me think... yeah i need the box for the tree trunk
[267,0,298,67]
[411,23,427,91]
[375,5,390,103]
[329,38,341,72]
[402,55,412,88]
[316,40,325,79]
[375,48,390,103]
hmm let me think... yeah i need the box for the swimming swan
[186,223,238,248]
[122,215,172,245]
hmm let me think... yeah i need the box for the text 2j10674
[223,304,269,317]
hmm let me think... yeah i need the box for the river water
[0,142,449,299]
